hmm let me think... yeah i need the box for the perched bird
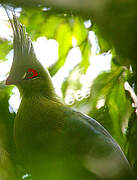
[6,14,133,180]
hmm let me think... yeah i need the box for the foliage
[0,83,16,179]
[0,37,12,61]
[0,6,136,179]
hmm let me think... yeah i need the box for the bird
[5,14,134,180]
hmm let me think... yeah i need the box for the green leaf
[0,38,12,61]
[0,82,15,139]
[107,82,132,147]
[49,23,72,76]
[61,65,82,98]
[43,15,64,38]
[127,111,137,170]
[92,24,111,54]
[90,67,126,106]
[57,23,72,62]
[73,17,88,45]
[79,40,91,73]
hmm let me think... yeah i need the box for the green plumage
[6,14,133,179]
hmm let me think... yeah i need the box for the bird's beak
[5,76,17,85]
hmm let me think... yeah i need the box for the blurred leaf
[0,83,17,179]
[73,16,87,45]
[0,82,15,133]
[0,83,15,152]
[49,22,73,76]
[127,111,137,176]
[89,68,124,108]
[61,77,69,98]
[92,24,111,54]
[107,82,132,147]
[42,15,64,38]
[0,38,12,61]
[56,22,72,61]
[61,65,82,98]
[80,40,91,73]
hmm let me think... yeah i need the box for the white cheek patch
[22,72,27,79]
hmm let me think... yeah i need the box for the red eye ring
[26,68,38,79]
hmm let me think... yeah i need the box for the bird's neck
[17,79,60,103]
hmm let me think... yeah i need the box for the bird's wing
[62,107,133,179]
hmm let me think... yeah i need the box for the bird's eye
[23,68,39,80]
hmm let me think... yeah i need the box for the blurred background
[0,1,137,179]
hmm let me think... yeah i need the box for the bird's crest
[7,12,36,61]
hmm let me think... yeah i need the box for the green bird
[5,14,133,180]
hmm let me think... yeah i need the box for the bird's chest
[14,98,65,158]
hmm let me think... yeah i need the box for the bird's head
[6,14,56,99]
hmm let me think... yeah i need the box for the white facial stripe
[22,72,27,79]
